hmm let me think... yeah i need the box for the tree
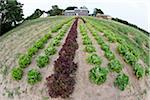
[1,0,24,25]
[93,8,104,16]
[47,5,63,16]
[26,9,44,20]
[0,0,24,35]
[65,6,77,10]
[112,18,149,36]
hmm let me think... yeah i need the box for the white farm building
[64,6,89,16]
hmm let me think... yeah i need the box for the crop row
[79,20,108,86]
[51,17,74,33]
[36,21,73,69]
[87,20,117,42]
[79,21,95,53]
[117,43,148,78]
[46,17,78,98]
[86,23,123,72]
[11,31,52,82]
[86,18,150,78]
[84,19,129,91]
[11,18,73,85]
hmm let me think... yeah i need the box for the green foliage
[95,36,104,45]
[116,37,126,44]
[130,49,139,59]
[118,41,145,78]
[145,67,150,76]
[104,31,116,42]
[133,63,145,79]
[89,66,108,85]
[51,18,72,33]
[118,44,138,65]
[50,20,72,46]
[45,46,57,56]
[36,55,49,68]
[84,45,96,53]
[44,32,52,39]
[27,32,51,57]
[33,33,51,49]
[104,50,115,60]
[108,35,116,42]
[134,35,143,46]
[85,16,149,68]
[17,30,51,69]
[124,52,137,65]
[34,40,45,49]
[79,23,86,33]
[47,5,63,16]
[65,6,77,10]
[114,73,129,91]
[83,38,92,45]
[18,54,31,68]
[55,35,62,41]
[79,23,93,46]
[118,44,129,55]
[101,43,109,52]
[26,9,43,20]
[40,36,48,43]
[27,46,38,57]
[112,18,149,36]
[93,8,104,16]
[11,67,23,80]
[86,22,116,61]
[108,59,123,73]
[1,0,24,35]
[51,25,62,33]
[50,39,60,46]
[87,54,102,65]
[27,69,42,85]
[82,34,89,39]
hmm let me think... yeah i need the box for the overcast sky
[17,0,150,32]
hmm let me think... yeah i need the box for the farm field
[0,16,149,100]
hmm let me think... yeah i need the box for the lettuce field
[0,16,149,100]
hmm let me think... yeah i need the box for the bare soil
[0,19,149,100]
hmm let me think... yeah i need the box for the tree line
[112,18,149,36]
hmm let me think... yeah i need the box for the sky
[17,0,150,32]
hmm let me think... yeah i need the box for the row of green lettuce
[79,20,128,91]
[11,18,73,85]
[85,21,128,91]
[84,16,150,67]
[85,17,150,77]
[79,21,107,86]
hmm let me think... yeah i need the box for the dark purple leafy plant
[46,17,79,98]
